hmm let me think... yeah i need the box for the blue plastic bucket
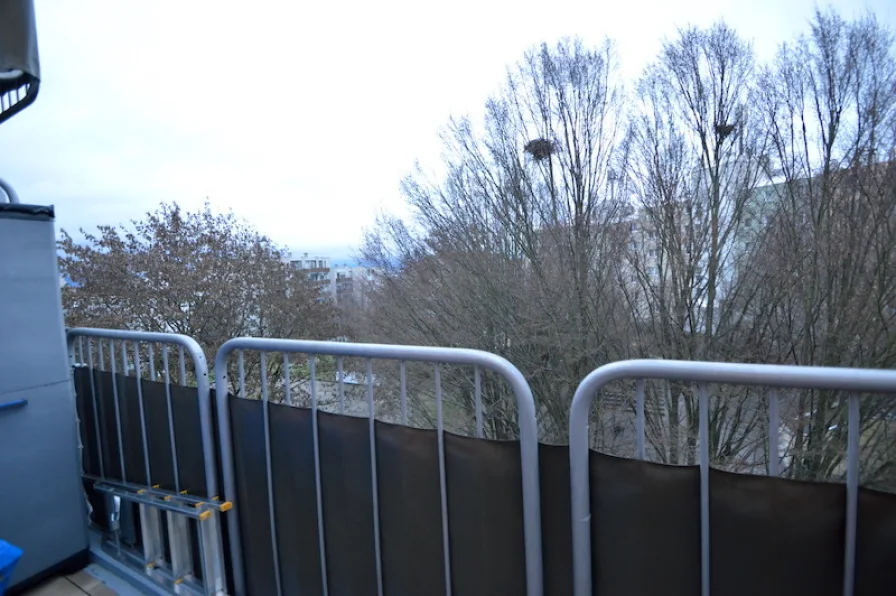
[0,541,23,596]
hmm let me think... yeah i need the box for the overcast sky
[1,0,893,260]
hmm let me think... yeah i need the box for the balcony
[6,326,896,596]
[3,192,895,596]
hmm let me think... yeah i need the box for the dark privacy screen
[75,368,896,596]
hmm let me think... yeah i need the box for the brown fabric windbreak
[75,370,896,595]
[74,367,209,495]
[229,397,896,596]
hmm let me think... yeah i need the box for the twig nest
[524,138,555,160]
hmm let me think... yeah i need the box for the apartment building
[616,164,781,329]
[287,252,380,308]
[288,252,331,283]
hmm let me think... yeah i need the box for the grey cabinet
[0,204,88,588]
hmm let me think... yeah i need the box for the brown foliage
[59,201,338,367]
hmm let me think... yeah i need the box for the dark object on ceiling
[0,0,41,126]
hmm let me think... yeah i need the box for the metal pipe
[337,357,345,415]
[842,394,860,596]
[132,342,152,485]
[178,346,187,386]
[162,346,181,492]
[310,357,329,595]
[214,357,246,596]
[698,384,710,596]
[400,361,407,425]
[474,366,483,439]
[367,359,384,596]
[0,177,20,204]
[238,350,246,398]
[635,380,645,460]
[435,365,452,595]
[768,389,780,477]
[283,353,291,406]
[109,340,126,481]
[260,352,283,596]
[87,342,105,478]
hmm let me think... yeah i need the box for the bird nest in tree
[524,138,555,160]
[714,123,736,138]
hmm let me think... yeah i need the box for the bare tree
[753,9,896,487]
[360,38,628,441]
[356,12,896,486]
[614,22,772,467]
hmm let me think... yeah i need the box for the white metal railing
[568,359,896,596]
[67,327,227,596]
[214,337,544,596]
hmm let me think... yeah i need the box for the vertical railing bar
[178,345,187,386]
[399,361,408,426]
[260,352,283,596]
[635,379,646,460]
[283,353,291,406]
[120,341,129,378]
[309,356,329,595]
[366,359,384,596]
[98,340,105,371]
[337,357,345,415]
[74,337,86,472]
[109,340,126,481]
[698,383,710,596]
[87,341,105,478]
[435,365,453,595]
[238,350,246,398]
[132,343,152,485]
[474,366,483,439]
[162,346,181,493]
[148,343,155,381]
[768,388,780,477]
[842,393,860,596]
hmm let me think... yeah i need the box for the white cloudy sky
[1,0,893,260]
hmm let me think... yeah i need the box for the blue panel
[0,209,88,588]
